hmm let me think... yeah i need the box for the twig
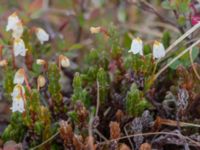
[11,48,16,69]
[88,114,94,149]
[123,124,134,149]
[30,119,70,150]
[97,131,200,147]
[154,39,200,80]
[94,129,108,142]
[30,131,60,150]
[95,80,100,117]
[157,117,200,128]
[149,21,180,33]
[23,69,31,92]
[139,0,177,26]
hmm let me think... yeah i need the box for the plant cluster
[0,0,200,150]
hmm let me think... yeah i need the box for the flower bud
[59,55,70,68]
[90,26,101,34]
[35,27,49,44]
[0,59,8,67]
[37,75,46,89]
[36,59,46,65]
[13,68,25,84]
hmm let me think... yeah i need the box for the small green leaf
[143,44,151,55]
[162,31,171,48]
[177,16,186,26]
[69,43,83,51]
[168,58,182,70]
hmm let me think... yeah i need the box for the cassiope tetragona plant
[126,83,150,116]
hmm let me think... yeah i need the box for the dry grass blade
[98,131,200,147]
[154,39,200,80]
[156,22,200,64]
[165,23,200,54]
[96,80,100,117]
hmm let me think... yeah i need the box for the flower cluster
[6,12,49,57]
[11,69,26,113]
[129,37,166,59]
[6,12,27,57]
[5,13,49,112]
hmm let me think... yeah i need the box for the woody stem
[23,69,31,92]
[0,45,3,60]
[11,48,16,69]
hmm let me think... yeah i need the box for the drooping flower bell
[11,83,25,97]
[153,41,166,59]
[13,38,27,56]
[12,21,24,39]
[36,59,46,65]
[128,37,143,56]
[35,27,49,44]
[37,75,46,89]
[13,68,25,84]
[11,84,25,113]
[59,55,70,68]
[6,12,20,32]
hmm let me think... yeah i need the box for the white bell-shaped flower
[6,12,20,31]
[11,84,25,97]
[11,97,25,113]
[59,55,70,68]
[128,37,143,56]
[13,69,25,84]
[13,38,27,56]
[12,21,23,39]
[35,28,49,44]
[153,41,166,59]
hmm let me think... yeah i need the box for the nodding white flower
[35,28,49,44]
[11,84,25,97]
[12,21,23,39]
[11,84,25,113]
[59,55,70,68]
[14,68,25,84]
[0,59,8,67]
[6,12,20,31]
[153,41,166,59]
[90,26,101,34]
[11,97,25,113]
[128,37,143,56]
[37,75,46,88]
[36,59,46,65]
[13,38,27,56]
